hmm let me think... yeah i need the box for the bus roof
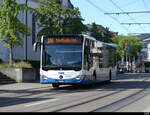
[45,34,83,38]
[103,42,117,47]
[43,34,116,47]
[82,34,116,47]
[82,34,96,41]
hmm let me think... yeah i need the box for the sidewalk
[0,72,16,85]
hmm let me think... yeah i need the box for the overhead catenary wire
[142,0,149,10]
[86,0,131,34]
[104,11,150,15]
[107,0,150,33]
[109,0,138,12]
[142,0,150,31]
[109,0,146,33]
[121,23,150,25]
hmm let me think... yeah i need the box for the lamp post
[25,0,28,61]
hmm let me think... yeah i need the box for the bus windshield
[42,44,82,71]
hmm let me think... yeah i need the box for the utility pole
[124,40,128,71]
[25,0,28,61]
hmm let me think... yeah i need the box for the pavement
[0,72,16,85]
[1,73,150,112]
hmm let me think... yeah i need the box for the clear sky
[70,0,150,35]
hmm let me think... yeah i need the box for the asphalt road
[0,73,150,112]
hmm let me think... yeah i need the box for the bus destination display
[46,37,81,44]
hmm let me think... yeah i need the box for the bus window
[98,47,104,68]
[103,46,109,68]
[42,44,82,71]
[108,47,116,67]
[84,39,94,70]
[84,40,90,70]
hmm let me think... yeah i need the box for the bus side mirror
[33,42,40,52]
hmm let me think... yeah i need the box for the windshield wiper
[42,66,60,71]
[42,66,81,71]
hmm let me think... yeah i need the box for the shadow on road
[52,73,150,90]
[0,73,150,109]
[0,97,50,108]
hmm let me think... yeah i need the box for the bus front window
[42,44,82,71]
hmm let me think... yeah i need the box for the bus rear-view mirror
[33,42,40,52]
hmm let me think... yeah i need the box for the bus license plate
[58,80,64,83]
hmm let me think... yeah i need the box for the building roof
[29,0,74,9]
[137,34,150,41]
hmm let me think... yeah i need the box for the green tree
[89,22,114,42]
[112,35,143,61]
[90,22,102,40]
[63,8,87,34]
[35,0,86,37]
[0,0,30,64]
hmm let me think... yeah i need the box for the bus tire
[92,71,97,86]
[109,70,112,82]
[52,83,59,88]
[93,71,96,81]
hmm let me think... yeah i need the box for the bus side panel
[111,67,117,80]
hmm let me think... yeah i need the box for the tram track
[1,73,150,112]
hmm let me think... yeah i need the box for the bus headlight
[41,75,48,80]
[75,76,81,80]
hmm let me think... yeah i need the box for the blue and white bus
[33,34,117,88]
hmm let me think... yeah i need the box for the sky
[70,0,150,35]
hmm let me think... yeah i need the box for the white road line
[25,99,58,107]
[142,107,150,112]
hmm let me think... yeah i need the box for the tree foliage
[89,22,114,42]
[0,0,31,63]
[62,8,87,34]
[35,0,86,37]
[112,35,143,60]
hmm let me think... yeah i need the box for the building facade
[139,38,150,62]
[136,36,150,72]
[0,0,74,62]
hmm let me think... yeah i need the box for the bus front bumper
[40,77,91,84]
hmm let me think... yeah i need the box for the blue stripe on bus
[40,77,92,84]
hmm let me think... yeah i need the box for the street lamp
[25,0,28,61]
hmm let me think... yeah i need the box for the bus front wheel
[52,83,59,88]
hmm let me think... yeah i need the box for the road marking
[25,99,58,107]
[142,107,150,112]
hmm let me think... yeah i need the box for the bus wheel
[93,71,96,81]
[109,70,112,82]
[92,71,97,86]
[52,83,59,88]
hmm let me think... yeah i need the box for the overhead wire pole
[25,0,28,61]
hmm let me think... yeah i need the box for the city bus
[33,34,117,88]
